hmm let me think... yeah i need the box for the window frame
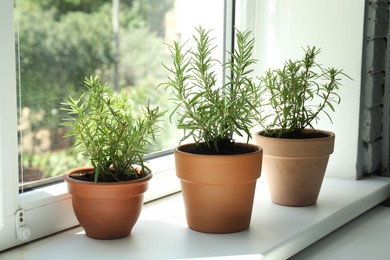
[1,0,22,248]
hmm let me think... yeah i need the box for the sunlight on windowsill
[4,175,390,260]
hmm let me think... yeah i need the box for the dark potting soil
[69,170,147,182]
[179,142,257,155]
[265,130,329,139]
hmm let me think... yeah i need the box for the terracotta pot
[63,166,152,239]
[255,129,335,207]
[174,143,262,233]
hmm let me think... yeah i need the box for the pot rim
[255,129,335,157]
[174,142,262,157]
[63,166,152,186]
[256,129,335,141]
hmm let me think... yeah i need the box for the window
[15,0,221,189]
[1,0,374,252]
[1,0,230,250]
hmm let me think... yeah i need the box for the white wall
[242,0,365,179]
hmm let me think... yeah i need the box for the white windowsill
[2,176,390,260]
[291,205,390,259]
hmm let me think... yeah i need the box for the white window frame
[1,0,22,248]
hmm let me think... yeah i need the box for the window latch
[15,209,31,241]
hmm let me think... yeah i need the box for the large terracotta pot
[255,129,335,207]
[63,166,152,239]
[174,143,262,233]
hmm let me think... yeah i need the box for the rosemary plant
[159,27,264,153]
[62,76,164,182]
[260,46,351,138]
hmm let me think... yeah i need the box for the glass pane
[15,0,225,187]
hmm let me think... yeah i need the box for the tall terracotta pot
[174,143,262,233]
[63,166,152,239]
[255,129,335,207]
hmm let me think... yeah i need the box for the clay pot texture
[63,166,152,239]
[174,143,262,233]
[255,129,335,207]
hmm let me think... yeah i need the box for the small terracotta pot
[63,166,152,239]
[255,129,335,207]
[174,143,262,233]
